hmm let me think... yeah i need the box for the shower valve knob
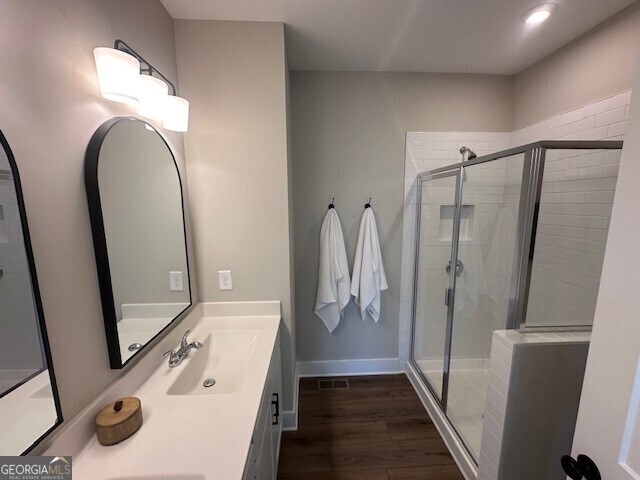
[445,259,464,277]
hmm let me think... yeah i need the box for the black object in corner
[561,454,601,480]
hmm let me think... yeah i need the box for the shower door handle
[444,287,452,306]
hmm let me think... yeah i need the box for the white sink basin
[167,330,260,395]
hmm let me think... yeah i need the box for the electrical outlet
[169,271,184,291]
[218,270,232,290]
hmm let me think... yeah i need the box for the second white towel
[314,209,351,333]
[351,207,388,322]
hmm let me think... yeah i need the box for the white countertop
[71,312,280,480]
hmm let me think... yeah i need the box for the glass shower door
[411,171,459,405]
[447,154,525,459]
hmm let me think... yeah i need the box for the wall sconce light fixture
[93,40,189,132]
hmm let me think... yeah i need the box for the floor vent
[318,378,350,390]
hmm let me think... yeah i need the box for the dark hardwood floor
[277,374,464,480]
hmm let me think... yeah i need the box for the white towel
[314,209,351,332]
[351,208,388,322]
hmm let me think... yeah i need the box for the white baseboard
[282,410,297,431]
[297,357,402,377]
[283,358,402,432]
[406,362,477,480]
[282,362,299,431]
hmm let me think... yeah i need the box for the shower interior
[409,140,623,462]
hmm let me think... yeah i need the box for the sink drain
[203,378,216,388]
[128,343,143,352]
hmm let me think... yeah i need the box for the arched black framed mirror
[0,130,63,454]
[85,118,192,368]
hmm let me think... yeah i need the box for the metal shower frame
[408,139,623,461]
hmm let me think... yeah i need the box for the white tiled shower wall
[399,90,632,363]
[511,93,628,329]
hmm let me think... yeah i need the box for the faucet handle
[181,330,191,348]
[164,349,180,368]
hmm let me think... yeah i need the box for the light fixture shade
[93,47,140,105]
[136,75,168,120]
[163,96,189,132]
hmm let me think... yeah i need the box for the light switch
[170,271,184,291]
[218,270,232,290]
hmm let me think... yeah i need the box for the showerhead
[460,146,477,161]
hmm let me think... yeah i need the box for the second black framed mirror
[85,117,192,368]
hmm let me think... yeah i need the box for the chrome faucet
[164,330,202,368]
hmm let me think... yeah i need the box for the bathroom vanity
[243,322,283,480]
[43,302,283,480]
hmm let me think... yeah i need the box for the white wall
[173,20,296,411]
[291,72,512,366]
[0,0,196,420]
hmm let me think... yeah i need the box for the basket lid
[95,397,141,428]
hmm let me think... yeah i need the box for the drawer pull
[272,393,280,425]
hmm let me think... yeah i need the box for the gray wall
[173,20,296,411]
[0,0,196,420]
[512,1,640,129]
[291,72,512,362]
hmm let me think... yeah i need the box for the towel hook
[364,197,371,209]
[328,197,335,209]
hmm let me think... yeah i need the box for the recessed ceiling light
[522,3,558,25]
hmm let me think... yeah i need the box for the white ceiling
[161,0,637,75]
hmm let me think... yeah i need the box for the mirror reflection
[87,118,191,366]
[0,132,61,455]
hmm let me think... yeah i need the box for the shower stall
[409,140,623,462]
